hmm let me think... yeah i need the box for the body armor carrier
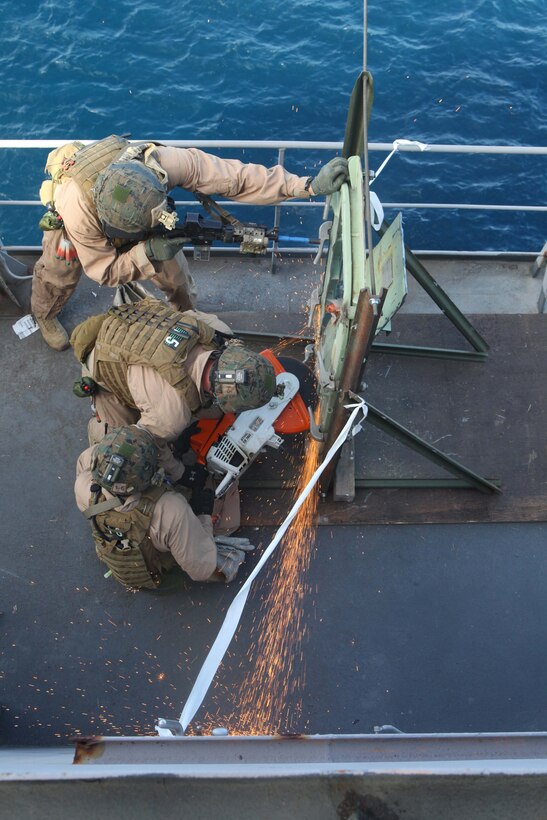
[39,135,129,215]
[92,299,219,410]
[39,135,163,225]
[88,484,176,590]
[61,135,130,204]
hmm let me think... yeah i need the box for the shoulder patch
[164,324,191,349]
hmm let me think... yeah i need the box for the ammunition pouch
[92,532,164,590]
[70,312,109,364]
[87,485,177,590]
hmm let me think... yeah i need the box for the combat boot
[35,316,69,351]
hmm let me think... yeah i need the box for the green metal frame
[236,74,499,496]
[364,402,501,494]
[309,72,500,495]
[375,220,490,360]
[343,72,489,361]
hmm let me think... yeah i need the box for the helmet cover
[212,339,277,413]
[92,426,158,495]
[93,161,169,240]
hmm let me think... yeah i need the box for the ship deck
[1,249,546,747]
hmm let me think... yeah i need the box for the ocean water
[0,0,545,250]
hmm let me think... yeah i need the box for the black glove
[171,421,200,460]
[190,487,215,516]
[143,236,186,262]
[176,463,209,490]
[310,157,349,196]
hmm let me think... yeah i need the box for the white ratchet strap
[369,192,384,231]
[173,396,368,735]
[371,138,429,183]
[366,139,429,231]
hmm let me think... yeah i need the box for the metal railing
[1,139,545,257]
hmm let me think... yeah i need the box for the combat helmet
[93,161,176,242]
[211,339,277,413]
[91,426,161,495]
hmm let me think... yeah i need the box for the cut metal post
[531,241,547,313]
[333,437,356,502]
[319,287,386,497]
[269,148,286,275]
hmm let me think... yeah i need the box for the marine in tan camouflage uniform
[71,301,276,487]
[32,135,348,350]
[75,426,255,589]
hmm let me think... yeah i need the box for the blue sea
[0,0,545,251]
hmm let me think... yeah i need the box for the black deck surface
[1,259,546,747]
[240,312,547,525]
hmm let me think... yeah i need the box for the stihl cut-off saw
[189,350,315,497]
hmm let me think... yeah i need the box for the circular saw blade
[276,355,318,409]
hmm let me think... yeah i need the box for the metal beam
[371,342,488,361]
[66,731,547,770]
[4,735,547,819]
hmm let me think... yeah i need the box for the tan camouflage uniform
[75,446,217,581]
[32,146,311,319]
[84,309,232,483]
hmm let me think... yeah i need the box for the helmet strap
[84,491,126,520]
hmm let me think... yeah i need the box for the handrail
[0,138,546,155]
[1,139,544,257]
[1,199,544,214]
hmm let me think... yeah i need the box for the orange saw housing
[190,349,310,464]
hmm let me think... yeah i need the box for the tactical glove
[214,535,255,551]
[310,157,349,196]
[171,421,200,460]
[176,463,209,490]
[143,236,185,262]
[214,537,255,582]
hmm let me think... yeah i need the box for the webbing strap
[173,397,368,735]
[83,496,123,519]
[371,138,429,183]
[196,193,245,231]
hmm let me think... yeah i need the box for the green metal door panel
[320,192,341,312]
[316,163,362,437]
[314,156,408,440]
[367,212,407,333]
[348,156,366,308]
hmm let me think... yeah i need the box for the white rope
[372,138,430,183]
[174,397,368,734]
